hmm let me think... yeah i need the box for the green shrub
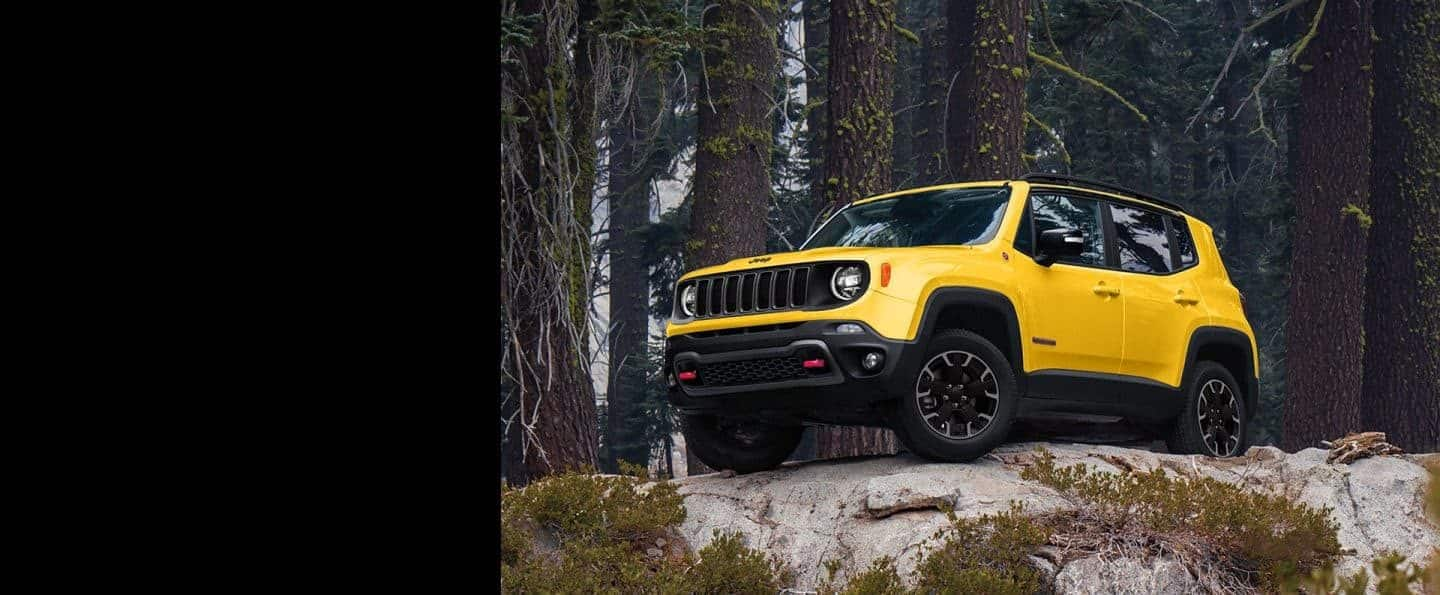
[500,470,788,593]
[683,530,791,594]
[1020,449,1341,590]
[818,556,906,595]
[911,503,1050,595]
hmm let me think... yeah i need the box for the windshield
[802,187,1010,249]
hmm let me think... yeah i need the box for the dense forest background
[499,0,1438,485]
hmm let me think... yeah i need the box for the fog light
[862,351,884,371]
[835,323,864,334]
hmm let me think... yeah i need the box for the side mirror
[1035,228,1085,266]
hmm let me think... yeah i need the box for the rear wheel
[680,414,803,473]
[1166,361,1248,457]
[895,329,1018,462]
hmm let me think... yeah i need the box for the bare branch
[1117,0,1177,35]
[1244,0,1312,33]
[1030,50,1149,124]
[1184,29,1246,134]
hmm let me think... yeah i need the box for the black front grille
[690,265,812,319]
[695,355,813,387]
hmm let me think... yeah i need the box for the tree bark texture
[943,0,976,179]
[1362,0,1440,452]
[500,0,600,485]
[914,1,948,186]
[688,0,779,270]
[685,0,781,474]
[823,0,896,208]
[804,0,831,215]
[947,0,1028,180]
[1281,0,1373,452]
[816,426,899,459]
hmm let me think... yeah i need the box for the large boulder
[670,441,1439,593]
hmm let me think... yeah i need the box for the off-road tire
[894,329,1019,462]
[680,414,804,473]
[1166,361,1249,457]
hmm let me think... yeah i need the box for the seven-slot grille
[689,266,812,318]
[694,355,811,387]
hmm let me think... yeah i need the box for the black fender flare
[901,287,1026,394]
[1180,326,1259,418]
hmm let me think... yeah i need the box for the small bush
[683,530,790,595]
[815,505,1048,595]
[818,556,906,595]
[1020,448,1341,590]
[500,470,788,593]
[911,503,1050,595]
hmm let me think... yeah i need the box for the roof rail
[1018,172,1187,214]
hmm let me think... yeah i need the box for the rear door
[1109,203,1208,387]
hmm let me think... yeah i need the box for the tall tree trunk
[804,0,831,219]
[1281,0,1373,452]
[500,0,600,485]
[823,0,896,209]
[813,0,900,459]
[914,1,948,185]
[947,0,1028,180]
[943,0,976,178]
[605,71,675,471]
[1361,0,1440,452]
[685,0,781,475]
[605,122,651,472]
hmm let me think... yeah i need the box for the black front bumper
[665,320,914,425]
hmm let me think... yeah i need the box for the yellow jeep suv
[666,174,1257,472]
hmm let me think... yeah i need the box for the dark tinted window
[803,188,1009,249]
[1170,216,1197,268]
[1030,194,1105,267]
[1110,203,1172,273]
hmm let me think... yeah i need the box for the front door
[1015,192,1125,375]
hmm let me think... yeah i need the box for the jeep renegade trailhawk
[666,174,1257,472]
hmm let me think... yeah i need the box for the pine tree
[948,0,1028,180]
[1362,0,1440,452]
[500,0,600,485]
[1281,0,1373,451]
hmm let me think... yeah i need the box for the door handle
[1091,282,1120,297]
[1173,290,1200,305]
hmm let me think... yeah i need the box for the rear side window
[1170,216,1198,269]
[1109,203,1172,273]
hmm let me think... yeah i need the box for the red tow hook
[802,358,826,369]
[677,370,697,381]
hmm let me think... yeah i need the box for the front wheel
[895,329,1019,462]
[1166,361,1248,457]
[680,414,803,474]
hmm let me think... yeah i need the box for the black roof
[1018,173,1187,214]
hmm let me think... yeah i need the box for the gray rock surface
[670,441,1439,593]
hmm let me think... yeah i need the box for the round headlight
[831,265,864,301]
[681,285,698,316]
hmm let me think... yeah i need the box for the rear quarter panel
[1190,219,1260,377]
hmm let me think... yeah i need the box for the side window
[1110,203,1172,273]
[1170,216,1198,268]
[1030,193,1106,267]
[1013,199,1034,255]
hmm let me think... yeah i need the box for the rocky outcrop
[671,442,1438,593]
